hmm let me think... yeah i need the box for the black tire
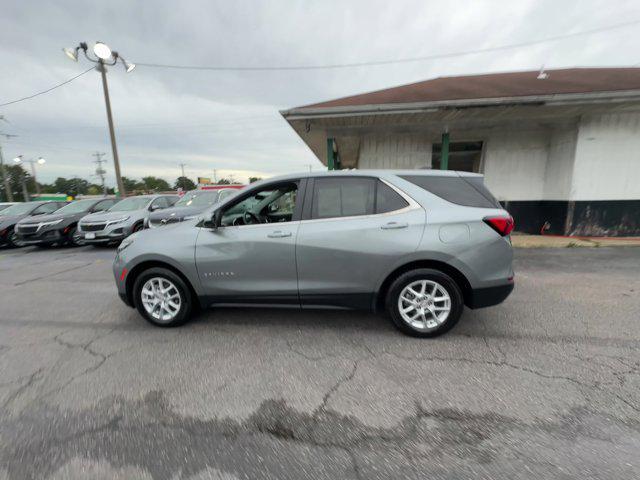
[386,268,464,338]
[6,229,24,248]
[66,226,85,247]
[133,267,194,327]
[132,222,144,233]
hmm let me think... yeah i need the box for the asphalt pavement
[0,246,639,480]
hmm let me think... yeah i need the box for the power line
[0,67,94,108]
[135,18,640,71]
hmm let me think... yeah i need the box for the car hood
[0,214,28,229]
[18,213,63,225]
[80,210,142,223]
[148,205,205,222]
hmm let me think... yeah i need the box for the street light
[63,41,135,196]
[13,155,46,196]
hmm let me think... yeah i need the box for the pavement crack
[1,367,45,410]
[315,360,359,418]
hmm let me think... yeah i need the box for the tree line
[0,164,261,201]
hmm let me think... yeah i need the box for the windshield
[54,199,97,214]
[175,190,219,207]
[0,203,36,216]
[107,197,150,212]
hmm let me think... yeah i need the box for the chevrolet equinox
[113,170,514,337]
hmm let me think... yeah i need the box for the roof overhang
[281,89,640,120]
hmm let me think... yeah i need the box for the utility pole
[99,63,125,197]
[63,42,135,198]
[92,151,107,196]
[179,163,186,178]
[213,169,217,183]
[0,139,14,202]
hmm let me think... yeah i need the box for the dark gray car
[0,201,68,248]
[147,188,238,228]
[78,194,179,246]
[113,170,514,337]
[14,198,118,247]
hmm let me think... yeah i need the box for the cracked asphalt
[0,246,639,480]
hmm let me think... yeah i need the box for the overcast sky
[1,0,639,186]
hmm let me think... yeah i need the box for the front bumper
[79,222,134,244]
[467,281,514,309]
[15,228,64,245]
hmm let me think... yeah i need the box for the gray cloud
[1,0,639,185]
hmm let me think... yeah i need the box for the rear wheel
[133,267,193,327]
[386,269,464,337]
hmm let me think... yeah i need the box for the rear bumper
[467,282,514,309]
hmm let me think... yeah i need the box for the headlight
[108,216,130,225]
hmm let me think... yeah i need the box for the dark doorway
[432,141,483,172]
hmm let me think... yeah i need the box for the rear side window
[311,178,375,219]
[400,175,499,208]
[376,180,409,213]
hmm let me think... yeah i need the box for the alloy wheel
[141,277,182,323]
[397,280,451,331]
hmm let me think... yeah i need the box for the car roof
[250,169,483,185]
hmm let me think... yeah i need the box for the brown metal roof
[300,68,640,109]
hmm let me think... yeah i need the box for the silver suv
[113,171,514,337]
[79,194,178,246]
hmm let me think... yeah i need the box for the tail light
[483,215,514,236]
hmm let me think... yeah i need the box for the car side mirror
[149,204,160,211]
[205,209,222,229]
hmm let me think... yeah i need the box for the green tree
[1,164,35,201]
[174,176,196,191]
[215,178,231,185]
[121,176,144,193]
[141,176,171,192]
[248,176,262,184]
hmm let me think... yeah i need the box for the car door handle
[381,222,408,230]
[267,230,292,238]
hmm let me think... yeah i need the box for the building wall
[571,112,640,200]
[543,126,578,200]
[482,128,550,201]
[358,133,432,169]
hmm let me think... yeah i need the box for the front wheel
[133,267,194,327]
[386,269,464,337]
[6,230,25,248]
[66,227,85,247]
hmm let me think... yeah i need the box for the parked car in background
[0,202,19,212]
[147,188,238,228]
[78,194,179,246]
[15,197,118,248]
[113,170,514,337]
[0,201,69,248]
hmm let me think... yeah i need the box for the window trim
[301,176,419,223]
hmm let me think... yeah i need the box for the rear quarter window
[400,175,500,208]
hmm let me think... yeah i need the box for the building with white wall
[281,68,640,236]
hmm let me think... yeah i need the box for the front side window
[220,182,298,226]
